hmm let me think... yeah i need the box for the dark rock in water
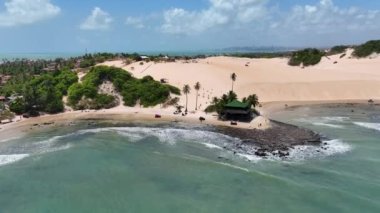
[255,151,267,157]
[216,120,321,153]
[279,151,289,157]
[217,156,229,161]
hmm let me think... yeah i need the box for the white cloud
[0,0,60,27]
[161,0,268,35]
[80,7,113,31]
[274,0,380,34]
[125,17,145,29]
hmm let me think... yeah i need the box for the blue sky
[0,0,379,53]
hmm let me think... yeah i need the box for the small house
[0,96,6,102]
[222,100,253,121]
[140,56,149,61]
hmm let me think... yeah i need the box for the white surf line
[313,122,344,129]
[202,143,224,150]
[0,154,29,167]
[0,136,23,143]
[353,122,380,132]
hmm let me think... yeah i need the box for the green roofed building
[222,100,253,121]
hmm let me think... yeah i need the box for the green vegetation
[288,48,325,67]
[0,108,14,120]
[9,98,26,115]
[328,45,350,55]
[3,69,78,115]
[353,40,380,58]
[205,91,259,115]
[68,66,180,110]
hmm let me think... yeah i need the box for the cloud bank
[80,7,113,31]
[0,0,60,27]
[161,0,268,35]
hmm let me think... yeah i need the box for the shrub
[68,66,180,109]
[328,45,349,55]
[68,83,84,105]
[9,98,25,115]
[353,40,380,58]
[167,85,181,95]
[80,59,96,68]
[288,48,325,67]
[93,94,117,109]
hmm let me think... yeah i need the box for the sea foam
[0,154,29,166]
[78,127,239,147]
[296,117,349,129]
[353,122,380,132]
[286,139,352,161]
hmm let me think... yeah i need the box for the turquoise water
[0,53,83,60]
[0,105,380,212]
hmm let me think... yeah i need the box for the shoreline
[1,100,376,154]
[1,100,376,136]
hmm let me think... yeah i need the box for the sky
[0,0,379,53]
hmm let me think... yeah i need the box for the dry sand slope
[101,50,380,111]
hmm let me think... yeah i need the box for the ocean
[0,104,379,212]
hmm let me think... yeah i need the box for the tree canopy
[288,48,325,67]
[353,40,380,58]
[68,66,181,110]
[205,91,259,115]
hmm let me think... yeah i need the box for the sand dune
[101,51,380,110]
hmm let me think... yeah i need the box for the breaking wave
[77,127,240,146]
[286,139,352,161]
[353,122,380,132]
[232,139,352,163]
[0,126,353,167]
[295,117,349,129]
[0,154,29,166]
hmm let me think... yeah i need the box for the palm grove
[185,73,260,116]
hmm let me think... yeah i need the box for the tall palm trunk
[185,93,188,113]
[195,90,198,110]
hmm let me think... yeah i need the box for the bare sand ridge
[102,50,380,111]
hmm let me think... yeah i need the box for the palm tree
[227,91,237,102]
[231,73,237,92]
[194,82,201,110]
[245,94,259,108]
[183,84,191,113]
